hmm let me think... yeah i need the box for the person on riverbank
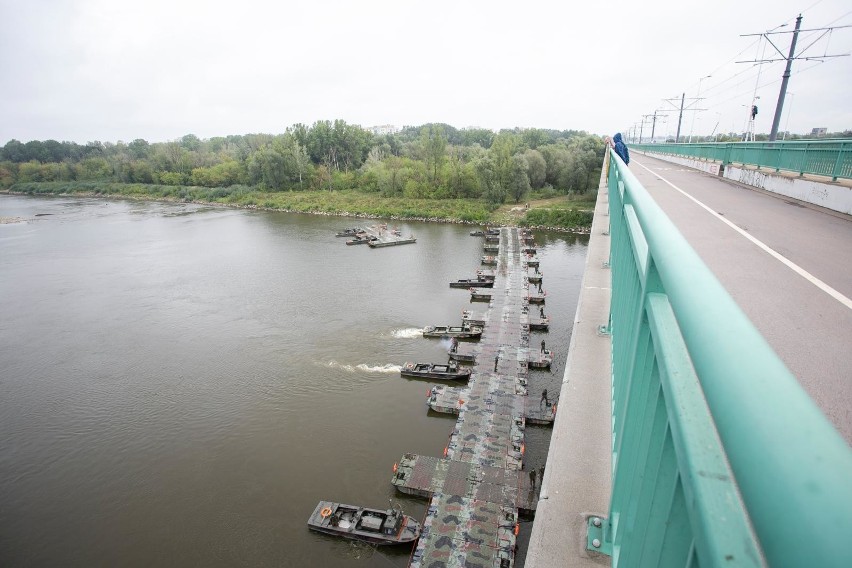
[612,133,630,165]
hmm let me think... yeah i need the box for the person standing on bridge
[612,132,630,165]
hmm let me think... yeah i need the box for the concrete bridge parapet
[524,166,613,567]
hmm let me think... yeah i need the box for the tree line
[0,121,606,205]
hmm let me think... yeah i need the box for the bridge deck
[392,453,538,510]
[400,227,549,568]
[631,153,852,443]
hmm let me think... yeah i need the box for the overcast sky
[1,0,850,144]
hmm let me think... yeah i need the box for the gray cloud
[1,0,849,144]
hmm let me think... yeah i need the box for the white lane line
[634,159,852,311]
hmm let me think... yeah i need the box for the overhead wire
[687,4,851,135]
[640,3,850,140]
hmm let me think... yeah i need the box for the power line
[639,6,851,142]
[737,14,850,140]
[704,59,828,111]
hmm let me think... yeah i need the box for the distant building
[811,127,828,136]
[366,124,399,136]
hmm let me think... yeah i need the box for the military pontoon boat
[422,324,483,339]
[449,277,494,288]
[401,362,471,380]
[307,501,420,545]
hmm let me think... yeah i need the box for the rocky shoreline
[1,190,593,235]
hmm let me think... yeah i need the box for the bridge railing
[631,139,852,181]
[592,149,852,567]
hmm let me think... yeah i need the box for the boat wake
[388,327,424,339]
[324,361,403,374]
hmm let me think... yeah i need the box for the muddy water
[0,195,588,567]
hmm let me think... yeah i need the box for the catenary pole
[769,14,802,141]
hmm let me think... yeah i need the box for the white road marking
[634,159,852,311]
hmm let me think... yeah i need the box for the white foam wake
[324,361,402,373]
[389,327,424,339]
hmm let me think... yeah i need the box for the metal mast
[769,15,802,141]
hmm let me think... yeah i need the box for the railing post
[832,142,845,181]
[799,145,808,177]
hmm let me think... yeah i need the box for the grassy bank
[5,181,595,230]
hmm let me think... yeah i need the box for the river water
[0,195,588,567]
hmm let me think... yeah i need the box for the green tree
[381,156,405,196]
[521,128,550,149]
[523,149,547,189]
[489,132,519,190]
[307,120,338,172]
[247,144,287,190]
[509,155,531,203]
[180,134,202,151]
[1,139,26,162]
[539,144,570,190]
[459,128,494,148]
[78,157,112,180]
[129,161,155,184]
[0,161,16,188]
[421,124,447,185]
[128,139,151,160]
[157,171,187,186]
[281,134,311,189]
[476,157,506,206]
[445,146,482,198]
[311,164,332,191]
[191,160,245,187]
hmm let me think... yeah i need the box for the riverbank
[2,182,594,233]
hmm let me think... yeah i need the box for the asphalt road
[630,153,852,445]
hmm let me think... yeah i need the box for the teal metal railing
[590,149,852,567]
[631,139,852,181]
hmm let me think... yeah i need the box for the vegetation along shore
[1,122,603,230]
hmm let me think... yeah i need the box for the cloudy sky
[1,0,850,144]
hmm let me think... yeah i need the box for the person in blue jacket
[612,132,630,165]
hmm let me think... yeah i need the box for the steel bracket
[586,516,613,556]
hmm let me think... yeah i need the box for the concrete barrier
[637,151,852,215]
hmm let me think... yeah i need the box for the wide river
[0,195,588,567]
